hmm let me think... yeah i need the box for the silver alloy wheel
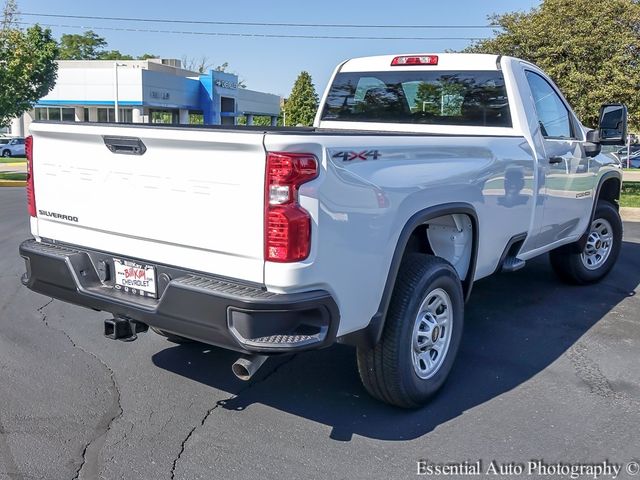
[581,218,613,270]
[411,288,453,380]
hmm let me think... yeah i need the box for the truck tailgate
[29,122,267,284]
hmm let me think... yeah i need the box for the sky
[18,0,540,97]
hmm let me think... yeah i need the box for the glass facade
[35,107,76,121]
[189,111,204,125]
[35,107,133,123]
[97,108,133,123]
[150,110,178,124]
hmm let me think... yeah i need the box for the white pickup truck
[20,53,627,408]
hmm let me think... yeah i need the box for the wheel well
[598,177,621,206]
[339,205,478,349]
[403,213,474,282]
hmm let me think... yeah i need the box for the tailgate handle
[103,136,147,155]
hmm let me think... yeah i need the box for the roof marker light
[391,55,439,66]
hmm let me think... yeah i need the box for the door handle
[103,136,147,155]
[548,156,564,164]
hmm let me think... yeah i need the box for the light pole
[113,62,126,122]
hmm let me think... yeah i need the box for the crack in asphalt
[35,298,123,480]
[169,355,297,480]
[568,341,639,413]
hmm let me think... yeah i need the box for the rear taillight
[265,152,318,262]
[25,135,36,217]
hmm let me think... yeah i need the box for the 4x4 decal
[332,150,382,162]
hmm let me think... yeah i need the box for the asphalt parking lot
[1,186,639,480]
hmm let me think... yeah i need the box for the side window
[525,71,572,139]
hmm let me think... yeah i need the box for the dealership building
[8,59,281,136]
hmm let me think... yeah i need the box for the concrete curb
[623,171,640,182]
[620,207,640,222]
[0,181,26,187]
[0,162,26,167]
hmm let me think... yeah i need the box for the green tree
[137,53,158,60]
[414,81,466,116]
[465,0,640,130]
[284,71,318,126]
[0,1,58,127]
[58,30,155,61]
[414,83,441,115]
[99,50,134,60]
[58,30,107,60]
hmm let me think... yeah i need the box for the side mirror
[584,130,601,158]
[598,103,627,145]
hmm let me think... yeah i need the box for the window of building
[120,109,133,123]
[35,108,48,120]
[150,110,177,124]
[35,107,76,122]
[221,97,235,113]
[97,108,133,123]
[48,108,61,121]
[97,108,110,123]
[189,110,204,125]
[62,108,75,122]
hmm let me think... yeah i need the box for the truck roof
[340,53,502,72]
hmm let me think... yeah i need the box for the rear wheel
[357,254,464,408]
[150,326,194,344]
[549,201,622,284]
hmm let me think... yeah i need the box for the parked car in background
[601,145,623,168]
[1,137,26,157]
[627,157,640,168]
[613,144,640,167]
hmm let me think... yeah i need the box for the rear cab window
[321,71,511,127]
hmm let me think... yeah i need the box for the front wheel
[1,150,10,157]
[549,201,622,284]
[357,254,464,408]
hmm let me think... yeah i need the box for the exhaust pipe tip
[231,362,252,381]
[232,355,268,381]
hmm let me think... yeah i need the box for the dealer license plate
[113,259,157,298]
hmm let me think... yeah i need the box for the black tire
[549,201,622,285]
[150,326,194,344]
[357,254,464,408]
[1,150,10,158]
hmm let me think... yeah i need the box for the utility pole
[114,62,126,122]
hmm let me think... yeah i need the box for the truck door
[524,70,593,249]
